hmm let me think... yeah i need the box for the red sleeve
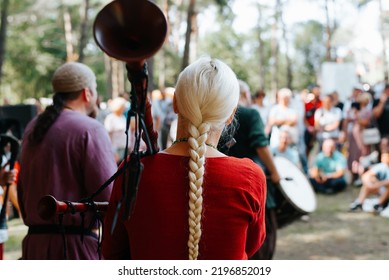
[244,163,267,258]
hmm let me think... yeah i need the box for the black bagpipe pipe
[37,0,168,230]
[0,134,20,230]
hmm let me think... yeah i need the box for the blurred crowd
[1,81,389,223]
[95,82,389,217]
[248,82,389,215]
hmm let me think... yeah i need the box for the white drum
[273,156,317,228]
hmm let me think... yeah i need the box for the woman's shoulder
[220,156,266,180]
[222,157,266,197]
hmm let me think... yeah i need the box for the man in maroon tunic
[17,62,117,259]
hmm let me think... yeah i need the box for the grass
[3,218,27,260]
[3,184,389,260]
[274,185,389,260]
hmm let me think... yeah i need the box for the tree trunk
[181,0,196,70]
[111,59,125,98]
[157,0,170,89]
[104,54,113,98]
[78,0,90,63]
[173,0,184,52]
[192,7,199,62]
[281,6,292,89]
[270,0,281,94]
[63,8,76,61]
[147,57,155,91]
[324,0,332,61]
[256,5,265,89]
[0,0,10,85]
[379,0,389,82]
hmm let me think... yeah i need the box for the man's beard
[88,105,98,119]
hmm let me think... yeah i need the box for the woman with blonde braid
[102,57,267,260]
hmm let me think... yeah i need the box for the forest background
[0,0,388,105]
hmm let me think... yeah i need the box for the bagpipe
[0,134,20,259]
[38,0,167,233]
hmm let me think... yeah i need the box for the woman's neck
[165,117,225,157]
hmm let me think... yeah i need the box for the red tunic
[102,153,266,260]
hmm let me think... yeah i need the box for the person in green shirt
[220,80,280,260]
[309,138,347,194]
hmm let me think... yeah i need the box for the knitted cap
[52,62,96,93]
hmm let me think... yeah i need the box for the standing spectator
[104,97,128,164]
[304,85,322,158]
[149,89,162,135]
[343,86,363,119]
[309,138,347,194]
[372,83,389,138]
[331,91,344,111]
[291,90,309,174]
[252,89,270,126]
[95,96,110,125]
[266,88,298,149]
[237,79,252,106]
[340,86,363,144]
[314,94,342,147]
[349,92,374,183]
[158,87,176,149]
[17,62,117,259]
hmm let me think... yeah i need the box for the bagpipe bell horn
[93,0,168,69]
[35,0,168,231]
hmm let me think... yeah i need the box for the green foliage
[199,25,249,79]
[154,44,182,88]
[1,0,108,103]
[0,0,355,104]
[292,20,326,89]
[4,15,60,100]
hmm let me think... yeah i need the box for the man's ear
[226,107,237,125]
[82,88,91,102]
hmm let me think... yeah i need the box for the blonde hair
[175,57,239,259]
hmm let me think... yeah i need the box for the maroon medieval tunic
[18,110,117,259]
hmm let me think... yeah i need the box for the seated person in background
[349,149,389,213]
[309,138,347,194]
[271,127,301,169]
[355,136,389,186]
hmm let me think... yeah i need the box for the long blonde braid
[174,57,240,259]
[187,122,209,260]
